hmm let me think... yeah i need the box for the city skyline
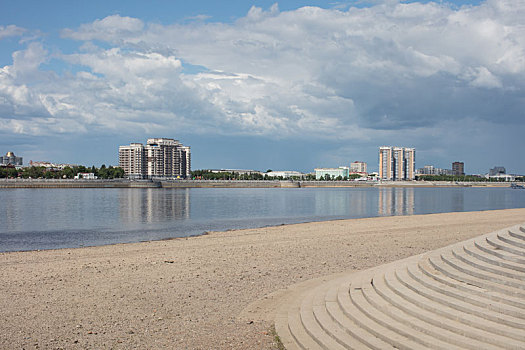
[1,0,524,174]
[1,143,519,176]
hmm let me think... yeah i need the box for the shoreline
[2,208,525,349]
[4,206,525,254]
[0,178,515,189]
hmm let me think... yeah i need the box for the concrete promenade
[274,223,525,349]
[0,178,513,189]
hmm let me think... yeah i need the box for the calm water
[1,187,524,252]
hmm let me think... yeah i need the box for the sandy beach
[1,208,525,349]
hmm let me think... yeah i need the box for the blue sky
[1,0,524,174]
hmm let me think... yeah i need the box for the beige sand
[1,208,524,349]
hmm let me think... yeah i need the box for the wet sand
[1,208,524,349]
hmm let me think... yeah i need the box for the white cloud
[0,25,26,40]
[1,1,525,151]
[61,15,144,41]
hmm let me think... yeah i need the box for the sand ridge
[1,208,525,349]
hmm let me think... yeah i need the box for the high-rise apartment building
[452,162,465,176]
[378,146,415,180]
[119,138,191,179]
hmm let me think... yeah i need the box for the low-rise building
[314,167,350,180]
[265,171,304,178]
[210,169,262,176]
[74,173,97,180]
[28,161,77,170]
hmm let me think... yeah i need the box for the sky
[1,0,524,174]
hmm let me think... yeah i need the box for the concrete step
[486,234,525,258]
[345,272,441,349]
[311,278,366,349]
[473,239,525,265]
[373,268,504,350]
[465,241,525,273]
[384,266,525,348]
[396,260,525,332]
[440,249,525,290]
[288,303,321,350]
[497,232,525,250]
[300,284,347,350]
[356,271,469,350]
[452,245,525,281]
[509,227,525,241]
[332,277,399,349]
[421,257,525,309]
[407,260,525,320]
[320,279,372,349]
[273,223,525,349]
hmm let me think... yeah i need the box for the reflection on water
[452,190,465,212]
[314,189,373,218]
[378,188,414,216]
[1,187,524,252]
[119,188,190,224]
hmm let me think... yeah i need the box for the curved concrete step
[429,253,525,298]
[396,261,525,332]
[407,260,525,320]
[418,258,525,309]
[372,268,504,350]
[300,284,347,350]
[355,271,472,350]
[474,239,525,265]
[440,249,525,290]
[344,272,443,349]
[509,227,525,241]
[383,267,525,347]
[497,232,525,250]
[465,241,525,273]
[451,246,525,281]
[328,280,394,349]
[274,223,525,349]
[486,234,525,258]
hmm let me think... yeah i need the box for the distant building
[452,162,465,176]
[74,173,97,180]
[489,166,506,177]
[416,165,454,176]
[315,167,349,180]
[0,151,23,166]
[29,161,77,170]
[488,173,515,181]
[266,171,304,178]
[379,146,415,180]
[350,161,367,174]
[119,138,191,179]
[210,169,262,176]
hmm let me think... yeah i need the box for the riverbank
[0,178,514,188]
[1,208,524,349]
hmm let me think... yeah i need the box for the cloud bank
[1,0,524,171]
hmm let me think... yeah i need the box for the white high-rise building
[379,146,415,180]
[119,138,191,179]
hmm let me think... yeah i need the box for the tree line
[0,165,125,179]
[416,174,524,182]
[190,170,366,181]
